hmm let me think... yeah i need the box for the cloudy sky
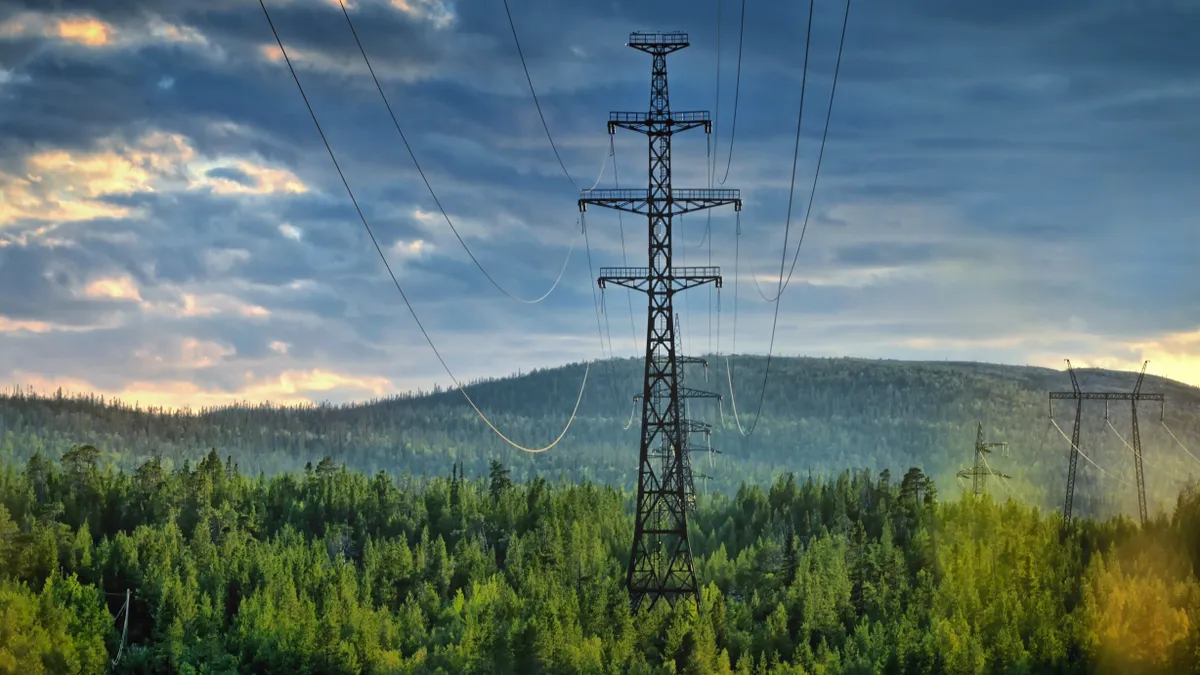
[1,0,1198,408]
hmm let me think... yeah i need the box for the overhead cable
[1161,419,1200,466]
[710,0,724,185]
[1105,418,1152,467]
[262,0,587,453]
[1049,418,1131,486]
[980,452,1017,500]
[754,0,851,303]
[724,0,816,438]
[501,0,581,190]
[716,0,747,186]
[610,137,640,353]
[338,0,590,304]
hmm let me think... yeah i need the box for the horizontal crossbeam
[579,188,742,215]
[680,387,721,401]
[957,468,1011,480]
[598,266,721,293]
[628,31,689,49]
[1049,392,1165,401]
[609,111,711,135]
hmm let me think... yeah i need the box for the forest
[3,357,1200,522]
[1,448,1199,673]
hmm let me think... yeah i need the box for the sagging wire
[1105,418,1152,468]
[622,396,639,430]
[753,0,853,304]
[586,212,633,415]
[610,136,639,354]
[338,0,603,305]
[110,590,130,667]
[980,452,1017,500]
[1050,418,1131,486]
[263,0,588,454]
[501,0,583,190]
[716,0,748,186]
[723,210,756,436]
[1161,419,1200,466]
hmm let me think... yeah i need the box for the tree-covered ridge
[3,357,1200,521]
[1,450,1198,673]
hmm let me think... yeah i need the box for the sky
[0,0,1198,409]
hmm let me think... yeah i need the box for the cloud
[0,0,1196,409]
[389,0,456,29]
[1070,330,1200,389]
[0,11,211,51]
[0,131,308,227]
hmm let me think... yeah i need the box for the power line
[610,137,639,354]
[710,0,723,185]
[724,0,852,437]
[1107,417,1152,468]
[724,0,816,438]
[1161,419,1200,466]
[336,0,577,305]
[1050,418,1131,486]
[755,0,852,302]
[261,0,588,454]
[716,0,747,186]
[501,0,581,190]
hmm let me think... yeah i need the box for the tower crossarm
[958,467,1012,481]
[680,387,722,402]
[1048,391,1165,419]
[1048,392,1164,402]
[978,441,1007,454]
[679,419,712,434]
[608,111,712,135]
[597,266,722,293]
[579,188,742,215]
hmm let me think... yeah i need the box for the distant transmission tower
[956,422,1009,496]
[580,31,740,611]
[674,314,719,513]
[1048,359,1165,527]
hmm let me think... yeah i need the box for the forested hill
[3,356,1200,520]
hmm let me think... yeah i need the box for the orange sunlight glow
[10,369,398,411]
[55,17,111,46]
[82,275,143,302]
[1,132,308,227]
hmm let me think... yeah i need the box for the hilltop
[2,356,1199,519]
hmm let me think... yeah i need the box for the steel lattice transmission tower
[1048,359,1165,527]
[956,422,1009,496]
[579,31,740,611]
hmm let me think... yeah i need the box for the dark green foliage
[4,358,1200,521]
[2,452,1199,673]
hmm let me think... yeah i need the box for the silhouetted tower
[1048,359,1164,527]
[579,31,740,611]
[956,422,1009,496]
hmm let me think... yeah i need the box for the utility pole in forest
[1048,359,1164,527]
[956,422,1009,497]
[579,31,740,611]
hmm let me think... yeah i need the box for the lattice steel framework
[672,314,718,513]
[580,31,740,611]
[956,422,1009,496]
[1048,360,1165,527]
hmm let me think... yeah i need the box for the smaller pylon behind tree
[957,422,1010,496]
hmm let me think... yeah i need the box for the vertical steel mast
[579,31,741,610]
